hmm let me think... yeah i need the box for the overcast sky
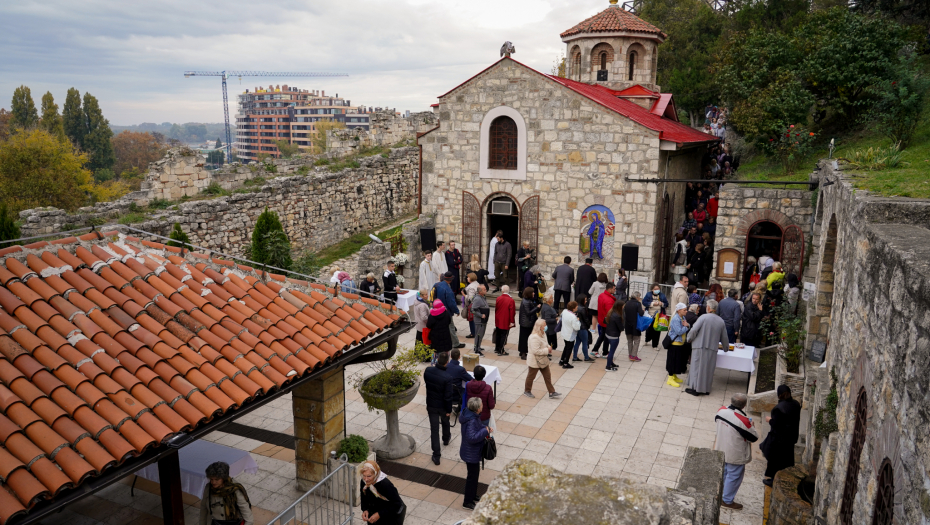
[0,0,613,125]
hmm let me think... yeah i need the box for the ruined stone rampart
[19,148,420,256]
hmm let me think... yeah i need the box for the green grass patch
[313,215,416,268]
[118,212,149,225]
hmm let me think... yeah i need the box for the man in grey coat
[471,285,490,356]
[551,256,575,311]
[493,231,512,290]
[684,299,730,396]
[717,289,742,345]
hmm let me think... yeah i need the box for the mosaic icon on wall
[579,205,615,261]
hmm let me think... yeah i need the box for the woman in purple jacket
[459,396,491,510]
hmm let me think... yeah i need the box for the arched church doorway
[486,194,520,288]
[741,219,806,293]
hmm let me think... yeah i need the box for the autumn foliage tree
[111,130,167,176]
[0,129,94,213]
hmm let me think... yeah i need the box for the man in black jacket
[447,348,474,395]
[575,258,598,305]
[382,261,398,304]
[424,352,455,465]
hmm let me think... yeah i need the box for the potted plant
[328,435,376,506]
[351,342,431,459]
[763,303,807,403]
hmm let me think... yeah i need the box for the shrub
[759,124,816,175]
[202,181,229,196]
[842,143,905,171]
[297,165,310,175]
[148,198,172,210]
[0,203,21,246]
[292,250,321,277]
[336,435,370,463]
[862,45,930,149]
[250,208,290,268]
[167,223,191,250]
[261,230,293,272]
[761,302,806,373]
[351,342,433,411]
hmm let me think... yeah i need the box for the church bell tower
[560,0,666,91]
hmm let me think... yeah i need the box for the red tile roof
[560,5,666,39]
[546,75,718,145]
[0,232,402,523]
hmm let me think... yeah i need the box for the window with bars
[840,389,868,524]
[871,459,894,525]
[489,116,518,170]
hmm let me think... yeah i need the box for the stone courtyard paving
[37,302,770,525]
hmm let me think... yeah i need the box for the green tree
[862,46,930,148]
[274,139,301,158]
[10,85,39,129]
[0,129,93,214]
[311,120,345,154]
[638,0,725,125]
[62,88,84,148]
[206,149,225,165]
[0,203,21,247]
[250,208,291,269]
[183,122,208,142]
[168,223,192,249]
[215,138,222,148]
[82,92,115,173]
[40,91,65,140]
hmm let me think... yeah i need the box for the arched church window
[871,459,894,525]
[600,52,607,70]
[840,388,868,524]
[489,116,518,170]
[628,51,637,81]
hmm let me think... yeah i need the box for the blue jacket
[459,408,489,464]
[446,359,472,394]
[433,281,459,315]
[669,313,689,343]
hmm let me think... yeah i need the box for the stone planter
[359,375,419,459]
[776,348,806,405]
[767,465,815,525]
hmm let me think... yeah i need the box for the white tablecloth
[135,440,259,496]
[394,290,418,312]
[715,345,757,374]
[465,364,502,386]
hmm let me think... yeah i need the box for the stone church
[418,0,718,285]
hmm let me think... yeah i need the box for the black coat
[359,478,404,525]
[359,279,381,298]
[423,365,455,413]
[519,299,540,327]
[605,309,624,338]
[576,304,591,330]
[740,301,765,344]
[763,398,802,477]
[426,310,453,352]
[575,265,598,300]
[622,299,644,335]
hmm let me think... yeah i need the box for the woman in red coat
[493,285,516,355]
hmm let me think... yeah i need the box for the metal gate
[781,225,805,278]
[462,191,481,275]
[267,454,355,525]
[519,196,539,259]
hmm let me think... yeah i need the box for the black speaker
[621,244,639,272]
[596,70,608,81]
[420,228,436,253]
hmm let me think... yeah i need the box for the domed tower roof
[560,2,666,41]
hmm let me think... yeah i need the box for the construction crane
[183,71,348,163]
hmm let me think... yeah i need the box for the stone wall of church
[420,60,676,279]
[801,160,930,525]
[711,187,814,291]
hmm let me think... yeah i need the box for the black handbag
[481,435,497,469]
[662,334,672,350]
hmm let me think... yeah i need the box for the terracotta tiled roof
[0,231,402,523]
[546,75,718,145]
[560,5,666,39]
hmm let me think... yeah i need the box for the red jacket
[495,293,516,329]
[707,197,719,218]
[597,293,616,327]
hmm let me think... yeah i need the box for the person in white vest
[419,251,438,290]
[714,393,758,511]
[487,236,498,279]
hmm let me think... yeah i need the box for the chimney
[282,84,288,91]
[322,90,325,97]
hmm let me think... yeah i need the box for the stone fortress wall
[328,110,437,157]
[20,147,420,256]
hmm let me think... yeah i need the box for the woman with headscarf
[761,385,802,487]
[337,271,355,294]
[200,461,253,525]
[359,460,405,524]
[523,265,541,299]
[426,299,453,355]
[665,303,690,388]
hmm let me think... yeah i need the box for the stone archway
[735,208,795,239]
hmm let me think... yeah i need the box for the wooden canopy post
[158,449,185,525]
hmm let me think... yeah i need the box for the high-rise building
[235,85,371,162]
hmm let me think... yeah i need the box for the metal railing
[267,453,355,525]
